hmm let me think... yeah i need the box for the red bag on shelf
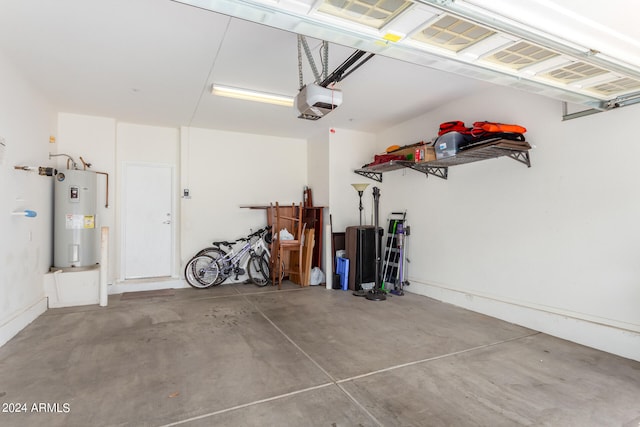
[438,121,472,136]
[369,154,406,166]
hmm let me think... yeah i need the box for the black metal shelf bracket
[354,169,382,183]
[508,151,531,167]
[428,166,448,179]
[405,162,448,180]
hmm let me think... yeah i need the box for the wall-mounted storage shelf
[354,138,531,183]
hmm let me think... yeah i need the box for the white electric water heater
[53,169,98,269]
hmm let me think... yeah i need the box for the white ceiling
[0,0,636,139]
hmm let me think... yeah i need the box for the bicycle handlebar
[247,225,271,239]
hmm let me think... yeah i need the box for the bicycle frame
[217,241,252,278]
[214,230,270,281]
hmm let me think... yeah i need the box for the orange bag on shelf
[472,121,527,134]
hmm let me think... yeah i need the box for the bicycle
[184,227,272,289]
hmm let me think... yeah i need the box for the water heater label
[65,214,95,229]
[84,216,95,229]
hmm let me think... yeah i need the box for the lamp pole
[366,186,386,301]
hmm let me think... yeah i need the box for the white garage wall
[307,130,330,208]
[180,127,307,265]
[0,50,55,346]
[329,128,379,233]
[377,86,640,361]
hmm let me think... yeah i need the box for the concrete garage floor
[1,284,639,426]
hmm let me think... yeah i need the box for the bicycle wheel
[184,255,219,288]
[248,253,270,287]
[196,247,228,285]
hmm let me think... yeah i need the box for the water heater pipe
[49,153,78,169]
[99,226,109,307]
[95,171,109,208]
[79,156,92,170]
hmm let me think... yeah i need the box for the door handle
[162,220,171,224]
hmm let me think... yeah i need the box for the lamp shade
[351,183,369,192]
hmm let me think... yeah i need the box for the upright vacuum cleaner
[366,186,386,301]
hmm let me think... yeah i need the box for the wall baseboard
[408,280,640,362]
[0,297,48,348]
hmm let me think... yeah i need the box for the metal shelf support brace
[354,169,382,183]
[508,151,531,167]
[405,162,448,180]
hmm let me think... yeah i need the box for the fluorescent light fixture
[211,84,294,107]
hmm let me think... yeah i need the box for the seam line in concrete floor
[238,288,386,427]
[236,287,338,382]
[335,331,542,384]
[160,286,541,427]
[158,383,335,427]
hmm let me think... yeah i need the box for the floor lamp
[351,183,369,225]
[351,183,369,297]
[366,186,386,301]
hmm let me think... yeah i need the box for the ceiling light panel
[519,55,572,76]
[586,77,640,97]
[411,15,495,53]
[316,0,412,30]
[541,61,608,84]
[484,41,559,71]
[458,33,515,60]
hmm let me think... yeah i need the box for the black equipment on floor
[345,225,381,294]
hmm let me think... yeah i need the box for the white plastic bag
[310,267,325,286]
[279,228,294,241]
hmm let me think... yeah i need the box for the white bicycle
[185,227,272,288]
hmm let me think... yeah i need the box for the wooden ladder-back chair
[270,202,305,290]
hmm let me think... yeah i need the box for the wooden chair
[270,202,305,290]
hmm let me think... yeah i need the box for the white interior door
[123,163,173,279]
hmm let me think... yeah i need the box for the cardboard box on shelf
[387,145,416,160]
[387,143,435,162]
[414,146,436,163]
